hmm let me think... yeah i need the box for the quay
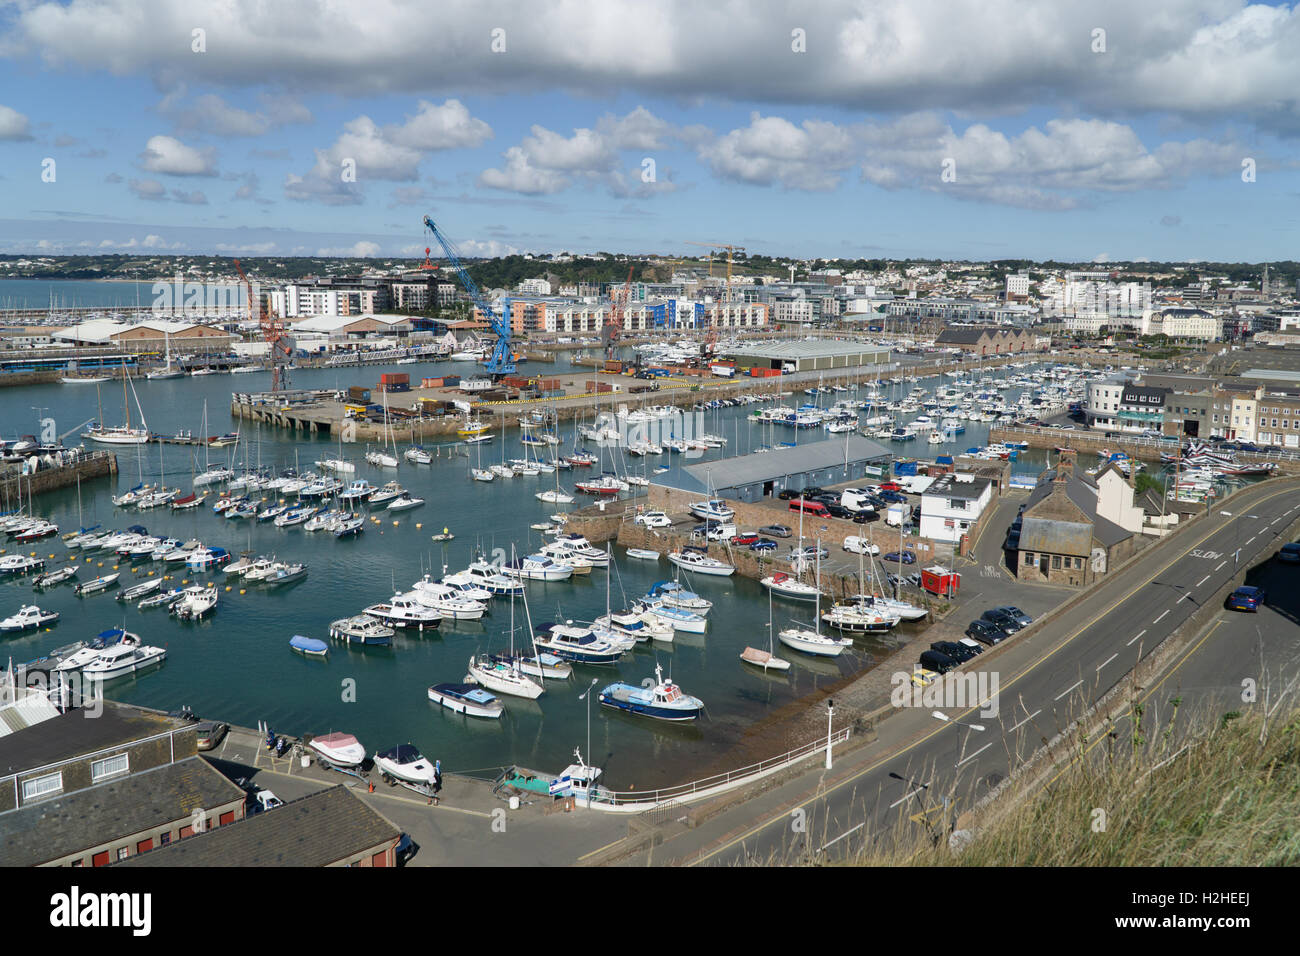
[0,449,117,504]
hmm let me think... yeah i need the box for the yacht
[761,571,822,601]
[501,554,573,582]
[454,561,525,596]
[467,654,545,699]
[645,580,712,613]
[410,578,487,620]
[82,642,166,681]
[338,479,375,504]
[329,615,395,645]
[666,548,735,577]
[533,622,623,664]
[368,481,406,506]
[0,604,60,632]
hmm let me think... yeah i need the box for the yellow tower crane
[684,241,746,330]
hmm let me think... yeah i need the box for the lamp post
[825,698,835,769]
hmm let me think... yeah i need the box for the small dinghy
[75,572,120,595]
[290,634,329,658]
[33,565,78,589]
[624,548,660,561]
[138,587,184,609]
[117,578,162,602]
[429,682,504,719]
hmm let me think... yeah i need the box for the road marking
[1245,535,1256,545]
[1097,653,1117,671]
[1127,629,1146,646]
[1196,575,1210,587]
[1154,609,1170,623]
[1215,560,1227,571]
[1272,517,1281,525]
[1178,592,1192,603]
[1055,680,1082,701]
[819,822,865,853]
[956,742,993,767]
[1009,709,1041,732]
[888,787,926,809]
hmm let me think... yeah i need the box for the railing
[993,424,1300,464]
[587,727,852,810]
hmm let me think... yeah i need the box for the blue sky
[0,0,1297,262]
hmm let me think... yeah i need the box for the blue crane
[422,214,515,378]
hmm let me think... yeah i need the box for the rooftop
[116,784,401,867]
[0,701,188,778]
[922,473,994,500]
[723,341,891,360]
[657,435,892,494]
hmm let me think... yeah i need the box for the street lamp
[826,698,835,769]
[577,677,599,766]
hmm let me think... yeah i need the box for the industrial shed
[724,341,892,372]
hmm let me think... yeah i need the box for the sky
[0,0,1298,263]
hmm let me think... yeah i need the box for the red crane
[234,259,291,393]
[603,265,635,359]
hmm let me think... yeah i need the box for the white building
[919,473,995,544]
[1086,375,1131,429]
[1139,308,1221,340]
[1005,273,1030,300]
[517,277,552,295]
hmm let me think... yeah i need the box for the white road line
[888,787,926,809]
[1055,680,1083,701]
[819,822,865,853]
[1154,609,1170,623]
[1178,592,1192,603]
[1097,653,1117,672]
[1197,575,1211,587]
[1127,629,1146,646]
[1245,535,1256,545]
[1272,518,1281,525]
[1009,709,1041,732]
[1215,561,1227,571]
[955,742,993,767]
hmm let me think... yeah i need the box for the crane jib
[424,214,515,377]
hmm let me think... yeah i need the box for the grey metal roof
[656,435,892,494]
[1019,517,1092,556]
[117,784,401,867]
[1,757,245,866]
[725,341,891,360]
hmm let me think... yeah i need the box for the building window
[160,832,171,846]
[21,771,62,802]
[1023,552,1034,565]
[116,847,130,861]
[1052,555,1061,569]
[91,753,129,782]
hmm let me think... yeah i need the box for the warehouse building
[723,340,892,373]
[650,435,892,502]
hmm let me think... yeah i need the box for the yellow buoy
[239,589,245,595]
[226,586,232,592]
[97,562,103,567]
[415,523,422,529]
[392,520,399,526]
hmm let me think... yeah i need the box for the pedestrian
[432,759,443,805]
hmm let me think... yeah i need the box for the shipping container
[603,360,624,374]
[420,377,444,388]
[380,372,409,385]
[921,565,960,598]
[347,386,372,402]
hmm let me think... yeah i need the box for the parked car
[395,833,419,866]
[965,619,1007,645]
[842,536,881,556]
[957,637,985,656]
[1225,585,1266,612]
[634,511,672,529]
[878,490,909,504]
[919,649,959,674]
[980,608,1023,633]
[993,605,1033,626]
[195,721,228,751]
[883,551,916,565]
[1276,543,1300,564]
[759,524,792,538]
[824,504,854,519]
[853,510,881,524]
[910,665,939,687]
[791,545,830,560]
[749,538,778,552]
[878,481,902,492]
[930,640,978,663]
[730,531,759,546]
[777,489,801,500]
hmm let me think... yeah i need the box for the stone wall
[0,452,117,503]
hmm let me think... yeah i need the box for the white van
[842,536,880,556]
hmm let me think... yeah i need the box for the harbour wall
[0,451,117,505]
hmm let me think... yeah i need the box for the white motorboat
[308,732,367,769]
[501,554,573,582]
[55,628,139,673]
[599,664,704,722]
[0,554,45,576]
[364,592,443,630]
[405,446,433,465]
[33,565,78,588]
[116,578,163,602]
[0,604,60,632]
[595,610,673,644]
[666,548,735,577]
[644,580,712,613]
[82,641,166,681]
[387,493,425,511]
[625,548,660,561]
[410,579,487,620]
[533,622,623,664]
[633,598,706,633]
[455,561,525,596]
[74,572,119,595]
[170,583,218,620]
[329,615,394,645]
[338,479,375,504]
[688,499,735,521]
[374,744,436,786]
[367,481,405,506]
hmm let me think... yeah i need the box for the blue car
[884,551,916,565]
[749,538,778,552]
[1276,543,1300,564]
[1225,586,1266,612]
[878,491,908,504]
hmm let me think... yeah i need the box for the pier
[0,449,117,504]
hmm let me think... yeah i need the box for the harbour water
[1,357,1057,789]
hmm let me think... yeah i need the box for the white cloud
[215,241,278,254]
[0,104,33,141]
[699,113,858,191]
[315,240,381,257]
[286,99,491,203]
[15,1,1300,133]
[128,178,167,200]
[139,134,216,175]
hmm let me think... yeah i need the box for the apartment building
[1139,307,1222,340]
[1209,386,1261,442]
[1253,393,1300,449]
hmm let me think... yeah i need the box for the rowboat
[290,634,329,658]
[75,572,120,595]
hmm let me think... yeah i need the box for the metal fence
[994,424,1300,464]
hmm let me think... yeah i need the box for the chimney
[1055,449,1076,482]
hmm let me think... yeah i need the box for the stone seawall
[0,452,117,504]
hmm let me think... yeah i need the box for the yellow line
[688,483,1296,865]
[578,837,628,861]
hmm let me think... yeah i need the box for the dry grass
[850,704,1300,866]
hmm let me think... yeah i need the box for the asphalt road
[624,477,1300,866]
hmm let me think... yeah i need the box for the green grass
[851,704,1300,866]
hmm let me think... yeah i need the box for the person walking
[432,759,443,805]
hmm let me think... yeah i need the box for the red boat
[574,477,622,495]
[565,453,597,467]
